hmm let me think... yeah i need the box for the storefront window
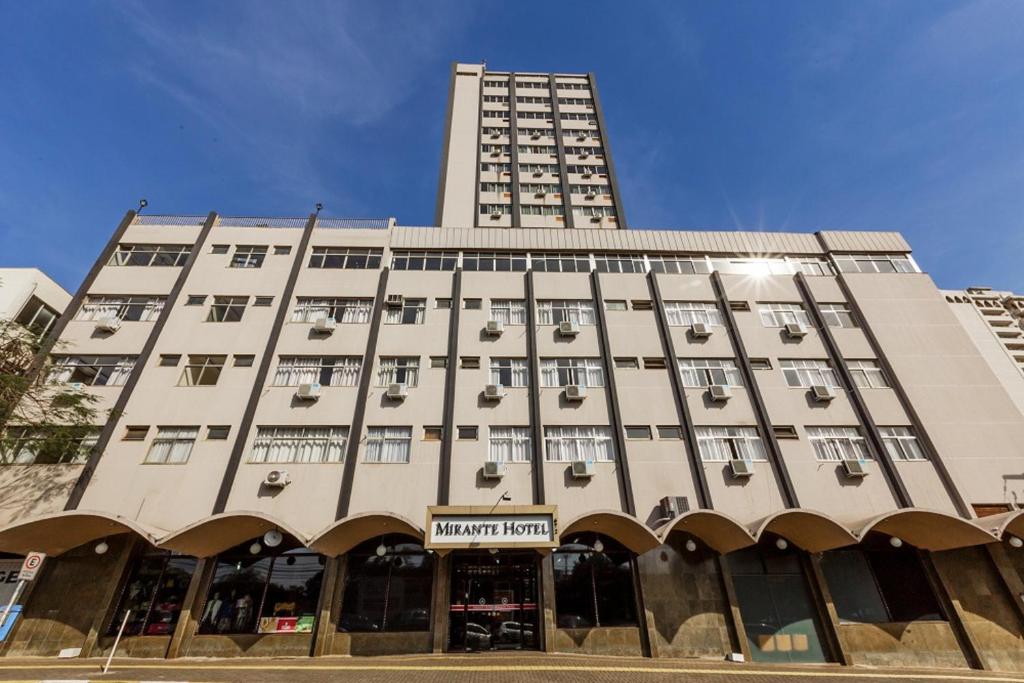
[108,551,197,636]
[198,541,324,635]
[821,544,943,623]
[552,533,636,629]
[339,535,433,633]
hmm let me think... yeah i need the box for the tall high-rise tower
[434,62,628,229]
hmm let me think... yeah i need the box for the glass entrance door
[449,551,540,651]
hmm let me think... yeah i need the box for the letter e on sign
[20,552,46,582]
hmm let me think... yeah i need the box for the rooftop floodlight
[138,198,148,213]
[315,202,323,215]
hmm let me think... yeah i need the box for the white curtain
[377,358,419,387]
[365,427,412,463]
[758,303,810,327]
[781,360,838,388]
[807,427,868,462]
[695,427,766,462]
[249,427,347,463]
[490,300,527,325]
[292,299,372,324]
[145,427,199,464]
[677,359,742,388]
[488,427,532,463]
[540,359,603,387]
[274,358,360,387]
[49,356,135,386]
[489,359,529,387]
[665,302,722,326]
[536,301,595,325]
[544,426,614,462]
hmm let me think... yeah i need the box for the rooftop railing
[131,215,393,229]
[133,215,207,226]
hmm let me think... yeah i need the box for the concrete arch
[309,512,425,557]
[158,511,308,557]
[0,510,162,556]
[974,510,1024,542]
[857,509,998,551]
[561,510,661,555]
[656,510,756,555]
[754,509,859,552]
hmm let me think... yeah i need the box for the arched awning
[656,510,756,555]
[309,512,425,557]
[856,509,998,551]
[974,510,1024,542]
[561,510,661,555]
[0,510,162,556]
[753,509,858,552]
[158,511,308,557]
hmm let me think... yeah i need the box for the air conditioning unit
[564,384,587,401]
[490,210,503,219]
[659,496,690,520]
[68,382,85,392]
[784,322,807,339]
[490,149,502,157]
[264,469,291,488]
[576,134,587,142]
[690,322,712,338]
[95,316,121,333]
[585,192,596,200]
[811,384,837,402]
[571,460,595,478]
[581,170,594,178]
[590,215,602,223]
[535,190,547,198]
[386,383,408,400]
[729,459,755,478]
[579,152,590,160]
[482,460,506,479]
[484,383,506,401]
[385,295,404,308]
[532,170,544,178]
[295,382,322,400]
[313,316,337,333]
[490,132,501,139]
[558,320,580,337]
[485,319,504,336]
[709,384,732,402]
[842,458,869,478]
[530,132,541,140]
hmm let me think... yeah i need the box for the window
[435,298,452,309]
[233,355,254,367]
[544,426,614,462]
[519,163,560,175]
[124,426,149,441]
[605,300,627,311]
[185,295,207,306]
[729,300,750,312]
[77,296,165,322]
[553,533,637,628]
[695,427,767,462]
[749,358,772,370]
[540,358,604,387]
[390,251,458,271]
[249,426,348,463]
[481,182,512,193]
[710,258,792,276]
[199,543,323,635]
[520,204,565,216]
[848,360,889,389]
[430,356,448,369]
[536,300,595,325]
[490,299,526,325]
[880,427,926,461]
[365,427,412,463]
[107,551,197,637]
[207,296,248,322]
[759,303,811,328]
[594,254,644,273]
[773,426,799,439]
[48,356,135,386]
[292,298,372,324]
[807,427,870,462]
[457,426,478,440]
[207,426,231,440]
[179,355,226,386]
[625,426,652,440]
[159,354,181,367]
[463,299,482,310]
[520,183,561,194]
[109,244,191,267]
[678,359,743,388]
[834,254,917,274]
[488,427,532,463]
[144,427,199,464]
[385,299,426,325]
[570,184,611,195]
[794,258,833,276]
[566,164,609,175]
[308,247,382,269]
[573,205,617,218]
[632,300,653,311]
[614,357,639,369]
[377,357,419,387]
[0,428,98,464]
[489,358,528,387]
[657,426,683,440]
[211,244,229,255]
[230,245,267,269]
[253,296,274,307]
[338,535,434,633]
[643,357,666,369]
[424,426,443,441]
[460,356,480,369]
[664,302,723,326]
[530,252,590,273]
[821,546,942,623]
[274,357,361,387]
[273,245,292,255]
[780,359,838,388]
[820,303,857,328]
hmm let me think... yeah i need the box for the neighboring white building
[0,268,71,336]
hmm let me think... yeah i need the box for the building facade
[1,62,1024,671]
[0,268,71,338]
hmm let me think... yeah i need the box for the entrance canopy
[310,512,424,556]
[562,510,660,555]
[753,510,859,552]
[657,510,756,554]
[158,511,307,557]
[0,510,162,555]
[856,509,998,550]
[974,510,1024,542]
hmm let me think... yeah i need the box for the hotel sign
[425,505,559,550]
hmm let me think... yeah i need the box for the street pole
[0,580,25,632]
[102,609,130,673]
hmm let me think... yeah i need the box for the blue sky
[1,1,1022,293]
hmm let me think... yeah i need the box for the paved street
[0,654,1021,683]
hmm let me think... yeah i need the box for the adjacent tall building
[1,63,1024,672]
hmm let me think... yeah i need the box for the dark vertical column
[434,62,458,227]
[920,551,985,669]
[631,556,655,657]
[805,554,853,665]
[212,214,317,514]
[525,271,545,505]
[539,553,557,652]
[716,556,752,661]
[829,268,972,518]
[336,268,391,519]
[430,553,452,653]
[590,272,635,514]
[437,270,462,505]
[793,272,913,508]
[548,75,575,228]
[587,72,628,230]
[507,73,521,228]
[647,271,712,509]
[710,271,799,508]
[66,212,219,510]
[79,536,137,658]
[309,556,341,656]
[166,557,210,658]
[473,68,484,228]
